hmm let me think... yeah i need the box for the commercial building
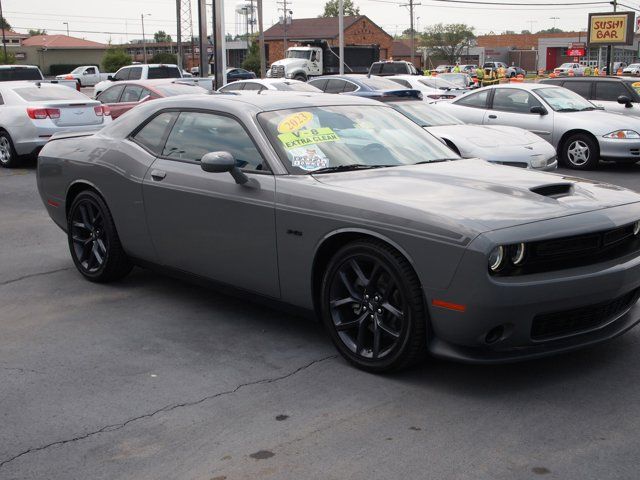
[14,35,107,75]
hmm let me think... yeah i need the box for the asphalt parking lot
[2,161,640,480]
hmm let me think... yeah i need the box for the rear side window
[148,66,181,79]
[242,82,263,91]
[594,82,628,101]
[121,85,145,102]
[132,112,177,155]
[342,81,358,92]
[562,81,592,99]
[97,85,125,103]
[325,79,346,93]
[455,90,489,108]
[308,78,328,91]
[13,86,87,101]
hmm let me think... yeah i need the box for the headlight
[603,130,640,139]
[634,221,640,236]
[285,72,294,78]
[488,246,505,272]
[510,243,526,265]
[530,157,547,169]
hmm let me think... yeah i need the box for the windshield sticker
[278,127,340,150]
[277,111,314,133]
[289,145,329,171]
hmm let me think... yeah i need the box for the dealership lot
[1,162,640,479]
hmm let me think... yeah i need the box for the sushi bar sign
[588,12,635,45]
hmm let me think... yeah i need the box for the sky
[2,0,636,44]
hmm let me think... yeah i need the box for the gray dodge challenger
[37,92,640,372]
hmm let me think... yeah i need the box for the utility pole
[212,0,225,88]
[258,0,266,77]
[400,0,421,65]
[63,22,69,37]
[0,0,7,62]
[197,0,207,78]
[277,0,291,54]
[606,0,617,75]
[141,14,150,64]
[339,0,344,74]
[176,0,182,69]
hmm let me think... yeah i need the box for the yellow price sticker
[632,82,640,88]
[277,111,314,134]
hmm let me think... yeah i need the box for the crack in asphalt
[0,354,337,470]
[0,267,72,287]
[0,366,44,375]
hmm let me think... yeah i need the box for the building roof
[22,35,106,49]
[0,29,28,38]
[264,15,388,41]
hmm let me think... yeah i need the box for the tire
[293,74,307,82]
[0,131,19,168]
[320,239,428,372]
[67,190,133,283]
[560,133,599,170]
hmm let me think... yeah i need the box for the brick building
[263,15,393,66]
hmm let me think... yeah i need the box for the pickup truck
[56,65,112,87]
[93,64,183,97]
[369,60,422,76]
[553,62,586,76]
[0,65,79,90]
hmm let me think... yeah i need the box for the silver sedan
[434,83,640,169]
[0,81,111,168]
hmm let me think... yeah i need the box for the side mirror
[201,151,249,184]
[530,105,547,115]
[107,75,114,81]
[617,95,633,108]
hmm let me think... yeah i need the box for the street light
[63,22,69,36]
[141,13,151,64]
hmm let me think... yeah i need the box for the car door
[141,110,279,297]
[483,88,555,142]
[308,50,322,76]
[592,81,640,116]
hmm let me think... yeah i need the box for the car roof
[230,78,304,85]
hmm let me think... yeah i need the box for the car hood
[425,124,540,147]
[557,109,640,132]
[312,158,640,232]
[271,58,307,69]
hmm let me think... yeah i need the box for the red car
[95,80,209,119]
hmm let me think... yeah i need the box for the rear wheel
[67,190,133,282]
[561,133,599,170]
[320,240,428,372]
[0,131,19,168]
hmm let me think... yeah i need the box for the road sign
[588,12,635,46]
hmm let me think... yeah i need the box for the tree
[241,35,261,76]
[537,27,564,34]
[401,27,418,38]
[421,23,475,65]
[0,16,10,30]
[0,51,16,64]
[102,48,131,72]
[28,29,47,36]
[321,0,360,17]
[149,52,177,64]
[520,29,532,35]
[503,30,516,35]
[154,31,172,43]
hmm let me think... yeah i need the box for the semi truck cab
[268,46,323,81]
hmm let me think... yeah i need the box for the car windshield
[627,64,640,69]
[419,77,458,90]
[154,84,208,96]
[558,63,574,69]
[286,50,311,60]
[13,86,89,101]
[534,86,596,111]
[258,105,457,174]
[71,67,84,74]
[274,82,322,92]
[388,101,464,127]
[437,73,468,88]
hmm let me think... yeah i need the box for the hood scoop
[530,182,574,199]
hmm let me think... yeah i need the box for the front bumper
[598,137,640,162]
[426,206,640,363]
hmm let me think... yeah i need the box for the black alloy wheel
[67,190,132,282]
[321,240,427,372]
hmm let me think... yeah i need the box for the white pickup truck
[93,64,183,97]
[56,65,111,87]
[0,65,79,90]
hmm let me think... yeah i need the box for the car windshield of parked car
[154,84,208,96]
[389,101,463,127]
[286,50,311,60]
[627,63,640,69]
[534,87,596,111]
[558,63,574,69]
[274,82,321,92]
[70,67,85,74]
[419,77,458,90]
[437,74,468,88]
[13,86,89,101]
[258,105,457,174]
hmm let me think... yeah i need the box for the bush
[102,48,131,73]
[241,36,260,76]
[49,64,98,76]
[0,51,16,65]
[149,52,178,65]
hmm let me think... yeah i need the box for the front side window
[132,112,178,155]
[258,105,457,174]
[97,85,125,103]
[594,81,628,102]
[113,68,130,81]
[85,67,96,74]
[491,88,542,114]
[454,90,489,108]
[307,79,328,91]
[162,111,266,171]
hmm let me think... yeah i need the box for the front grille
[501,161,528,168]
[531,288,640,340]
[270,65,285,78]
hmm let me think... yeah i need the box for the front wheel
[560,133,599,170]
[67,190,133,282]
[320,240,428,372]
[293,73,307,82]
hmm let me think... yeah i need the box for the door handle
[150,169,166,181]
[488,114,497,119]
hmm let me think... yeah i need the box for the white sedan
[387,99,557,170]
[218,78,321,93]
[386,75,467,101]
